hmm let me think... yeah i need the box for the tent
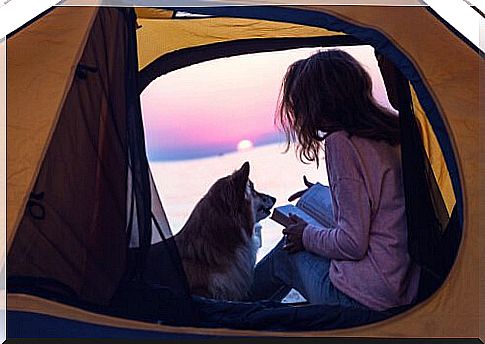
[6,4,481,339]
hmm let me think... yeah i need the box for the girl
[250,49,420,311]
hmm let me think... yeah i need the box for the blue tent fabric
[7,274,408,335]
[192,297,406,332]
[7,311,214,339]
[7,299,408,338]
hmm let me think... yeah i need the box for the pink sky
[141,45,394,161]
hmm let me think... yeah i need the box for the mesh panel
[149,167,172,243]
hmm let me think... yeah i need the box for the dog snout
[265,196,276,207]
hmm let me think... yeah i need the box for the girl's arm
[302,177,371,260]
[302,133,372,260]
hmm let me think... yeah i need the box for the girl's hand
[282,214,308,254]
[287,176,315,202]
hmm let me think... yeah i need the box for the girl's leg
[250,239,367,309]
[249,239,293,301]
[290,249,365,308]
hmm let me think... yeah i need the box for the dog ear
[240,161,250,177]
[239,161,250,181]
[233,161,250,185]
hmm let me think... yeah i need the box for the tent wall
[6,7,98,254]
[7,8,132,305]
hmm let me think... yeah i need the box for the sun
[237,139,254,152]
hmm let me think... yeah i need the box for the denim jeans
[249,239,368,310]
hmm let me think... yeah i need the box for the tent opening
[135,34,463,329]
[141,44,398,304]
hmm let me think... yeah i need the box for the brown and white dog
[174,162,276,301]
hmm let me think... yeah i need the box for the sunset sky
[140,45,393,161]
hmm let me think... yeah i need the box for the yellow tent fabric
[136,16,344,70]
[5,4,481,339]
[410,84,455,216]
[6,7,98,252]
[134,8,174,20]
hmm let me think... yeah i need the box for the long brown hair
[276,49,400,166]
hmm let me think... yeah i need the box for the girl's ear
[233,161,250,185]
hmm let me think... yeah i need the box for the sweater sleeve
[302,133,372,260]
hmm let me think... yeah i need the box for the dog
[174,162,276,301]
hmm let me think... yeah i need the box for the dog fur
[174,162,276,300]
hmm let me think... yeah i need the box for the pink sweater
[302,131,420,311]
